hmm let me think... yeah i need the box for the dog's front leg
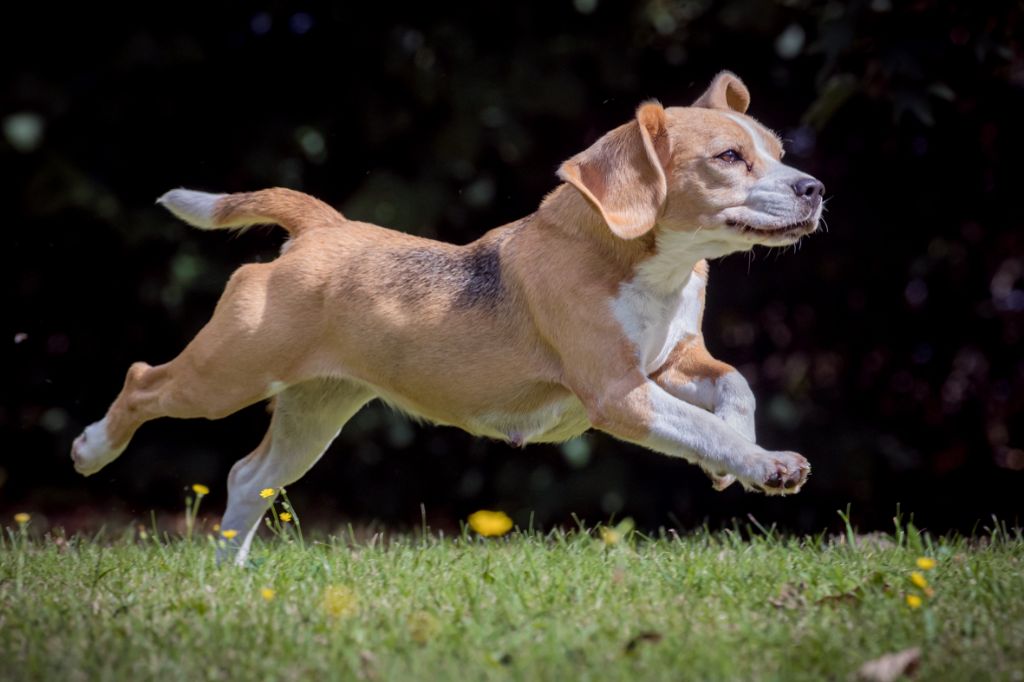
[651,340,757,490]
[581,376,807,494]
[652,339,756,440]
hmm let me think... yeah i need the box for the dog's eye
[716,149,744,164]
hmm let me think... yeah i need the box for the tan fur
[73,71,824,521]
[653,339,733,385]
[98,185,658,451]
[692,71,751,113]
[212,187,345,234]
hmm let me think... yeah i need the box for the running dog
[72,72,824,562]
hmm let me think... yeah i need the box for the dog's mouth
[725,218,817,237]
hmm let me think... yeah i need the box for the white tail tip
[157,189,227,229]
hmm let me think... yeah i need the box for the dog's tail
[157,187,345,235]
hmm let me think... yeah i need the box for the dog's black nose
[792,177,825,198]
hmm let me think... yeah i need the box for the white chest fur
[611,231,730,375]
[612,269,705,374]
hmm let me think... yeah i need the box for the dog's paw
[71,419,124,476]
[747,451,809,495]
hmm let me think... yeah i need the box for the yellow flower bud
[600,527,621,546]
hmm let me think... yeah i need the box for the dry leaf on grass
[768,582,807,609]
[623,631,663,655]
[855,647,921,682]
[815,589,862,607]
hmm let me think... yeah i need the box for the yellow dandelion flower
[468,510,513,537]
[259,488,276,499]
[910,571,928,589]
[260,588,276,601]
[279,512,292,523]
[221,529,239,539]
[916,557,936,570]
[906,594,922,609]
[600,527,621,546]
[14,512,31,524]
[322,585,359,619]
[192,483,210,496]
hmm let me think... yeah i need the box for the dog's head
[558,71,824,249]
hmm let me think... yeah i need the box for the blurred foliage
[2,1,1022,532]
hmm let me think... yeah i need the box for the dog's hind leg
[70,357,268,476]
[217,379,373,565]
[71,262,326,476]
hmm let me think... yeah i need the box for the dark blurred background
[3,1,1022,535]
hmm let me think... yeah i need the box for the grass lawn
[1,514,1022,681]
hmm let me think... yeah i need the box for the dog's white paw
[71,419,124,476]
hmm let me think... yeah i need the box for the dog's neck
[634,230,740,296]
[536,184,737,296]
[536,184,656,277]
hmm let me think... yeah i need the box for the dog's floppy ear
[693,71,750,113]
[557,101,670,240]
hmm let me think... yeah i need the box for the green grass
[1,518,1022,681]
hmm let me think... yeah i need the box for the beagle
[72,72,824,562]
